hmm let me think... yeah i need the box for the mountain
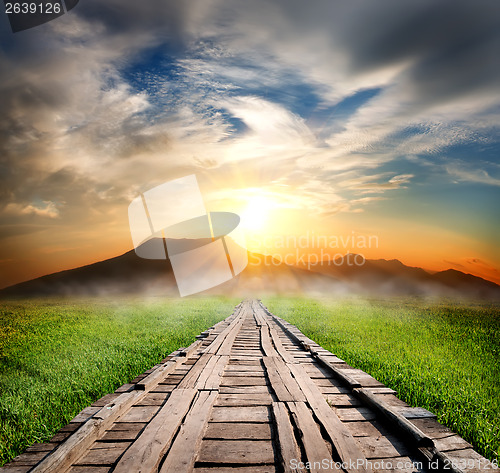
[0,248,179,298]
[0,240,337,298]
[1,243,499,300]
[298,254,500,299]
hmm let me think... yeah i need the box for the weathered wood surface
[2,300,496,473]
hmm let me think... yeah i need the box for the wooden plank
[210,406,270,423]
[67,468,111,473]
[136,355,185,391]
[340,370,385,388]
[9,452,49,466]
[263,356,306,402]
[217,319,245,355]
[70,407,101,423]
[288,363,372,473]
[0,466,33,473]
[216,394,272,406]
[356,435,410,459]
[345,420,390,438]
[221,371,265,377]
[134,393,169,406]
[91,393,121,407]
[197,440,275,464]
[219,385,272,395]
[252,305,266,326]
[25,443,59,453]
[398,407,436,419]
[160,375,185,385]
[30,390,143,473]
[268,327,295,364]
[315,378,350,387]
[433,435,472,452]
[260,325,274,356]
[220,376,268,386]
[150,384,174,393]
[287,402,339,473]
[335,407,377,422]
[113,388,197,473]
[319,386,352,395]
[368,394,407,408]
[159,390,218,473]
[114,384,134,393]
[0,461,32,473]
[74,443,130,466]
[225,364,263,371]
[50,432,72,443]
[177,352,213,389]
[117,406,158,423]
[353,388,433,448]
[108,422,146,431]
[409,418,455,439]
[324,394,362,407]
[100,429,141,441]
[204,422,272,440]
[272,402,301,473]
[365,387,397,395]
[313,355,362,388]
[206,309,244,355]
[230,355,263,362]
[231,350,264,357]
[195,355,229,390]
[312,354,345,364]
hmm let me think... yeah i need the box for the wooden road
[2,300,496,473]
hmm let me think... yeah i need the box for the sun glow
[240,196,274,231]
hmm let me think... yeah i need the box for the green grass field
[264,296,500,462]
[0,296,238,466]
[0,296,498,466]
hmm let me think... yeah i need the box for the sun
[240,196,273,231]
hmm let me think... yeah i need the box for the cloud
[4,201,60,219]
[351,196,386,204]
[0,0,499,287]
[221,96,315,147]
[446,164,500,186]
[338,173,414,193]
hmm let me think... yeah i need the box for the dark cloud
[245,0,500,107]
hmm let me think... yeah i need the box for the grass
[0,296,238,466]
[263,296,500,463]
[1,295,498,466]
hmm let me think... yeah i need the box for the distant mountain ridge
[297,254,499,299]
[1,243,499,300]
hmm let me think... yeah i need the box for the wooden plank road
[2,300,497,473]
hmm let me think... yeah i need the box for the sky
[0,0,499,289]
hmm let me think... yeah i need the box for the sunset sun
[240,196,274,231]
